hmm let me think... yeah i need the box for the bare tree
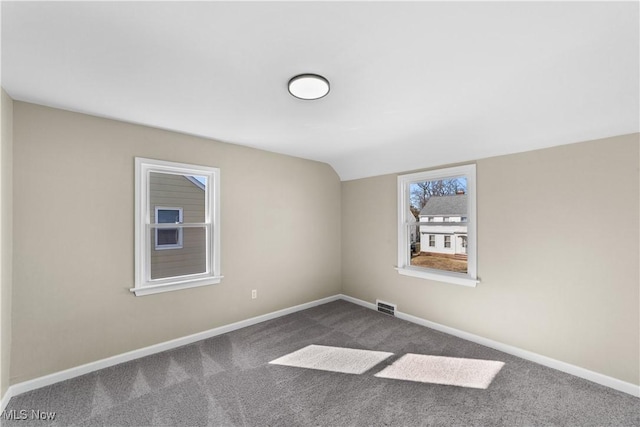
[410,178,466,218]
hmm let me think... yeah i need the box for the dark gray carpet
[3,300,639,426]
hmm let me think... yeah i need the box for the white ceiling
[2,1,638,181]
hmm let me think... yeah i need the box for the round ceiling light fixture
[288,74,330,100]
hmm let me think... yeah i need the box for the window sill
[130,276,223,296]
[395,267,479,288]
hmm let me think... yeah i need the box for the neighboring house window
[132,158,222,296]
[397,164,478,287]
[154,207,183,250]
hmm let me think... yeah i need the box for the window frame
[132,157,222,296]
[397,164,478,287]
[154,206,184,250]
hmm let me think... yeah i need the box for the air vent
[376,300,396,316]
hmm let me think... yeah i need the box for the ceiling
[2,1,638,181]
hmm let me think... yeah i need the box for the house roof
[184,175,205,191]
[419,195,467,216]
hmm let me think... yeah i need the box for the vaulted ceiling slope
[2,2,638,181]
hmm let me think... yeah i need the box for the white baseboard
[340,294,640,398]
[340,294,377,310]
[0,387,13,412]
[1,294,341,410]
[1,292,637,412]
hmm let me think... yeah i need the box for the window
[132,158,222,296]
[154,207,183,249]
[397,164,478,287]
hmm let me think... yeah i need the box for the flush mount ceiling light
[288,74,330,100]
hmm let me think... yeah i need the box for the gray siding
[149,173,206,279]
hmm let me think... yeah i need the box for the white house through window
[397,164,478,287]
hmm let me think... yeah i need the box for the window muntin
[133,158,222,296]
[397,164,478,287]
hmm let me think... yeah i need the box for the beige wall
[7,100,639,390]
[342,134,640,385]
[0,89,14,399]
[11,102,342,383]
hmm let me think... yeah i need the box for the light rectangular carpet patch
[375,354,504,389]
[269,345,393,375]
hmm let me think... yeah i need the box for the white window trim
[132,157,222,296]
[154,206,183,250]
[396,164,479,288]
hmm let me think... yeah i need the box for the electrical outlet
[251,289,257,299]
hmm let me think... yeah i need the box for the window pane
[150,226,207,280]
[157,228,179,245]
[150,172,206,223]
[409,176,468,274]
[157,209,180,224]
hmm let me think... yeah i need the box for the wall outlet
[251,289,257,299]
